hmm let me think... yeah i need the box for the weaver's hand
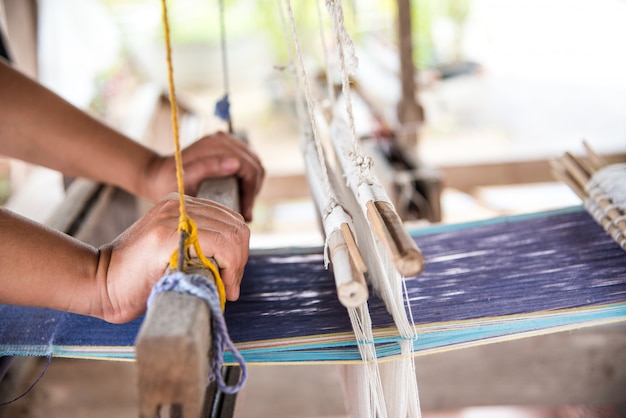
[141,132,265,222]
[98,194,250,324]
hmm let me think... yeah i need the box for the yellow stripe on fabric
[159,0,226,310]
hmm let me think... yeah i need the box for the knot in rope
[169,214,227,310]
[348,151,376,187]
[349,151,373,170]
[322,198,339,219]
[148,271,248,394]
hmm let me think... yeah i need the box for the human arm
[0,195,250,324]
[0,59,264,220]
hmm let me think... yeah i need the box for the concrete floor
[2,358,614,418]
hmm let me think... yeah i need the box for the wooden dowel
[136,176,239,418]
[340,222,367,274]
[595,196,626,236]
[550,161,586,201]
[328,225,369,308]
[366,200,424,277]
[559,153,591,189]
[554,145,626,249]
[583,140,608,171]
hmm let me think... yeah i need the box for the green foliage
[101,0,472,69]
[413,0,471,68]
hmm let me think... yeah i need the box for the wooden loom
[1,183,626,414]
[1,0,624,418]
[1,108,626,415]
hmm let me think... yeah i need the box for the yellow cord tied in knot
[169,214,227,311]
[160,0,227,311]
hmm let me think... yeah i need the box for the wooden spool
[136,176,240,418]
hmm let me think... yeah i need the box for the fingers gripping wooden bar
[366,200,424,277]
[136,176,240,418]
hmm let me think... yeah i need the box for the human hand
[141,132,265,222]
[97,194,250,324]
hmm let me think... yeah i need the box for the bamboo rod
[553,143,626,250]
[366,200,424,277]
[329,225,369,308]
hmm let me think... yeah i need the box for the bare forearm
[0,59,158,198]
[0,208,106,317]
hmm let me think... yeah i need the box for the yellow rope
[160,0,226,310]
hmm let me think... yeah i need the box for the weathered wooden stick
[136,270,212,418]
[136,176,239,418]
[560,153,626,234]
[328,224,368,308]
[583,140,608,171]
[553,146,626,249]
[559,152,591,189]
[550,160,586,201]
[366,200,424,277]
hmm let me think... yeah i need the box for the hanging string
[154,0,246,392]
[0,356,52,406]
[325,0,360,151]
[282,0,340,216]
[311,2,421,415]
[158,0,227,309]
[315,0,337,108]
[214,0,233,133]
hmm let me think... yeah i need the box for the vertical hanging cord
[159,0,186,221]
[151,0,247,393]
[159,0,226,309]
[315,0,337,107]
[281,2,388,416]
[283,0,338,212]
[325,0,360,152]
[215,0,234,133]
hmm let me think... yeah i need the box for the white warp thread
[587,163,626,212]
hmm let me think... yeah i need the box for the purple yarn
[148,271,247,394]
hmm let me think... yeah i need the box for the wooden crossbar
[136,177,240,418]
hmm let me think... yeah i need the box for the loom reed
[551,141,626,249]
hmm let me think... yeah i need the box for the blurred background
[4,0,626,239]
[1,1,625,417]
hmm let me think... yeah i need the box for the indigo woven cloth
[1,206,625,363]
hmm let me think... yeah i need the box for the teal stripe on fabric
[2,207,625,364]
[406,205,585,237]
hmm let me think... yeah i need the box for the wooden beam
[136,176,240,418]
[395,0,423,152]
[439,152,626,193]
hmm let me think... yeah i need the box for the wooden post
[136,176,240,418]
[396,0,423,153]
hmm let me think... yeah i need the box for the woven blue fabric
[1,207,625,363]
